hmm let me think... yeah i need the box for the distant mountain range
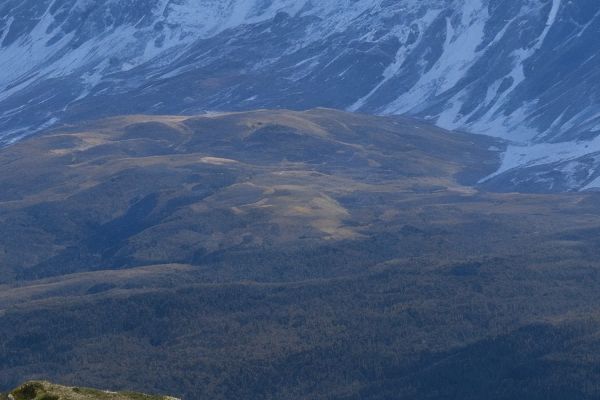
[1,0,600,190]
[0,0,600,191]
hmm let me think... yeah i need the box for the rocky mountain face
[0,0,599,189]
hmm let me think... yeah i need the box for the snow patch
[535,0,561,50]
[481,135,600,183]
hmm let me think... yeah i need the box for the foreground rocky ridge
[1,381,178,400]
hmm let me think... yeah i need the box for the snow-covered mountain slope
[1,0,600,191]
